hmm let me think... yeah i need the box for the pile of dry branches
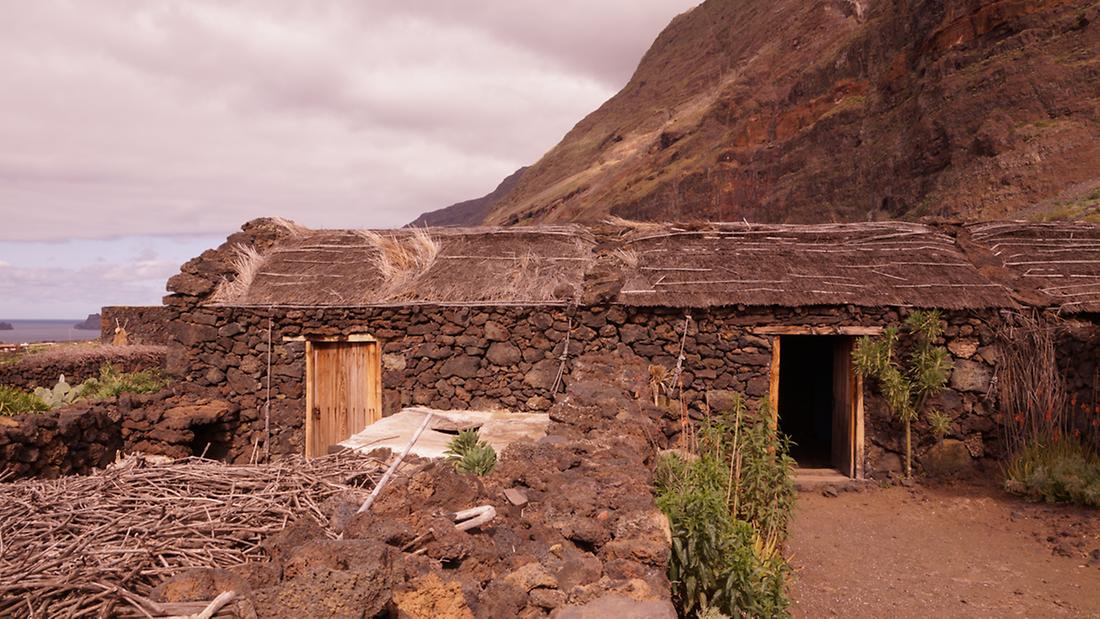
[0,452,385,618]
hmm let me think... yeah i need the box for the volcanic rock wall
[0,345,166,391]
[0,407,121,479]
[163,302,1004,477]
[100,306,173,345]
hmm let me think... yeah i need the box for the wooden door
[831,338,854,476]
[306,341,382,458]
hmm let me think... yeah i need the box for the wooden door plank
[831,339,853,476]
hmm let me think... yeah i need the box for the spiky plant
[454,444,497,476]
[854,309,953,477]
[444,429,497,476]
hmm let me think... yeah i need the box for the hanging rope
[551,317,573,395]
[263,308,273,463]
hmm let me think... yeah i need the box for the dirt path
[789,481,1100,618]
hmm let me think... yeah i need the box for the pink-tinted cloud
[0,0,699,241]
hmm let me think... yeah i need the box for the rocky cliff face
[433,0,1100,226]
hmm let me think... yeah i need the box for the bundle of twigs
[0,451,385,618]
[996,310,1068,454]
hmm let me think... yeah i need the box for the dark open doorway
[775,335,857,475]
[778,336,835,468]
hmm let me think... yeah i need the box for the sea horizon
[0,319,99,344]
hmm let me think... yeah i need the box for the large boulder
[921,439,974,478]
[949,360,992,393]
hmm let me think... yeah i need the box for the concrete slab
[339,405,549,459]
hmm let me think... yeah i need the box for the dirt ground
[789,480,1100,618]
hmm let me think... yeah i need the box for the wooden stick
[356,411,435,514]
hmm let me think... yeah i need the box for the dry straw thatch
[967,221,1100,313]
[209,244,267,305]
[188,219,1100,311]
[353,228,441,300]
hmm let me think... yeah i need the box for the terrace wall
[0,345,166,391]
[162,303,1003,477]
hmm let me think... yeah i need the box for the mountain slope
[464,0,1100,225]
[409,168,527,227]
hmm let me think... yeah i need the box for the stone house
[158,218,1100,478]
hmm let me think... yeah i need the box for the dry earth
[789,481,1100,618]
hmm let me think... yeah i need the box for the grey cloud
[0,0,699,241]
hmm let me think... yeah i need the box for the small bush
[656,397,794,618]
[1004,437,1100,507]
[444,429,497,476]
[0,385,49,416]
[77,363,168,399]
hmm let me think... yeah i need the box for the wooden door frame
[303,334,382,458]
[768,334,865,479]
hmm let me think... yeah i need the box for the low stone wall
[101,306,172,345]
[0,408,121,479]
[0,345,166,391]
[161,301,1004,477]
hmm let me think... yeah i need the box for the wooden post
[769,336,781,428]
[304,341,314,458]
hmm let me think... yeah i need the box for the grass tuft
[1004,437,1100,507]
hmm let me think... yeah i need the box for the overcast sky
[0,0,698,319]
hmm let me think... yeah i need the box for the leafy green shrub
[1004,437,1100,507]
[0,385,49,416]
[444,429,497,476]
[854,309,952,477]
[77,363,167,399]
[656,396,794,618]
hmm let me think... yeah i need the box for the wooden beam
[768,337,781,428]
[751,325,885,336]
[284,333,378,343]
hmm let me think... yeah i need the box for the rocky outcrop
[73,314,101,331]
[0,322,12,331]
[439,0,1100,226]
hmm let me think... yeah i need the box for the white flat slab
[339,405,550,459]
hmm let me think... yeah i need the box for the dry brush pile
[0,452,385,618]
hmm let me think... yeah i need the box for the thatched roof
[167,218,1100,311]
[615,222,1014,309]
[215,226,593,306]
[966,221,1100,314]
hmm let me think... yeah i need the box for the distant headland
[74,314,101,331]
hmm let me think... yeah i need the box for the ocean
[0,320,98,344]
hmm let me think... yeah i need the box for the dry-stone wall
[162,302,1005,477]
[0,407,121,479]
[0,345,166,391]
[100,306,173,345]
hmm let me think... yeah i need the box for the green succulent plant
[444,428,497,476]
[33,375,80,410]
